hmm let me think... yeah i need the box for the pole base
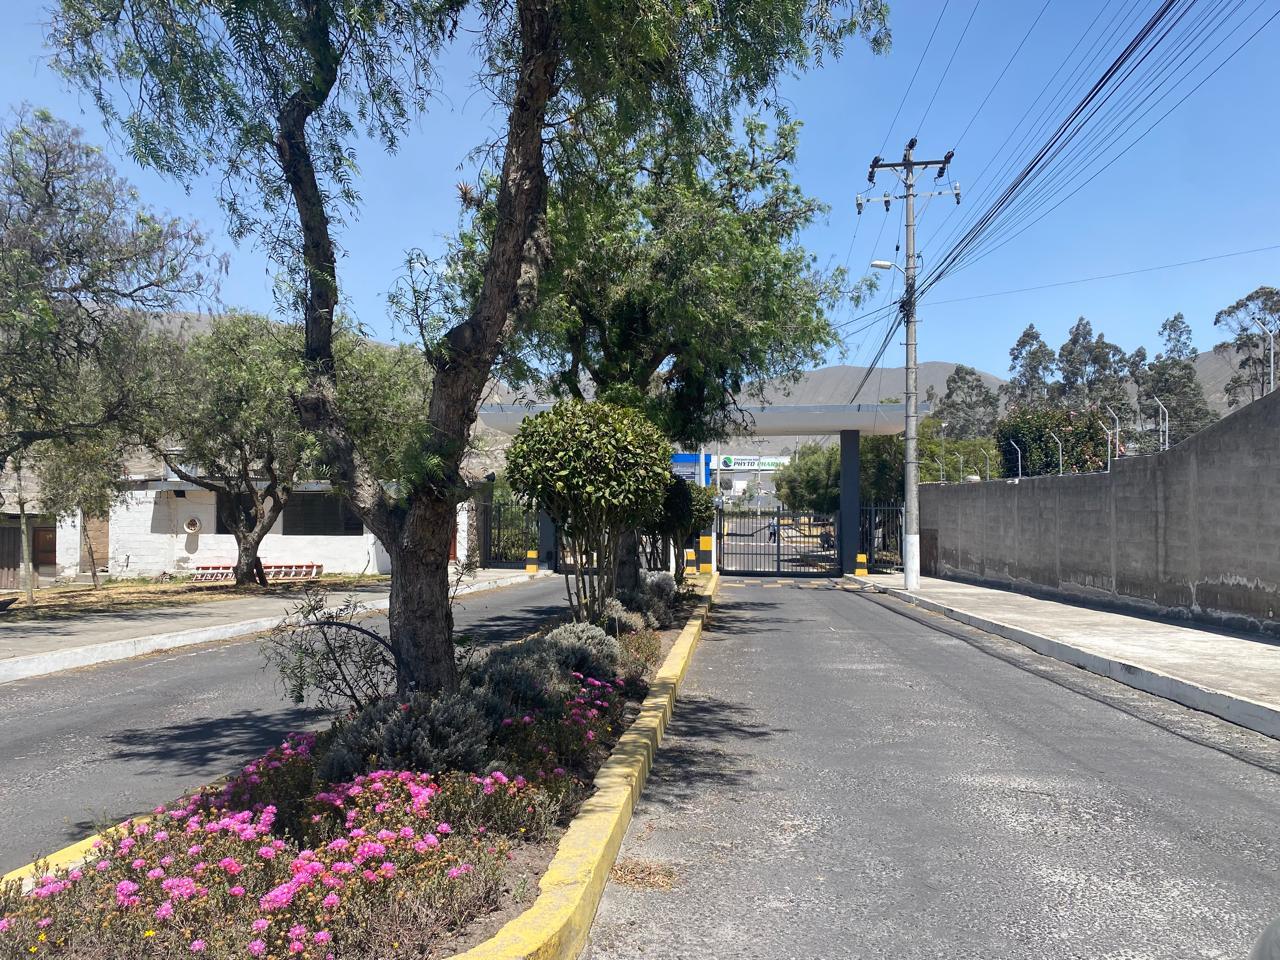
[903,534,920,591]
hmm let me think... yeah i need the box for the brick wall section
[921,390,1280,635]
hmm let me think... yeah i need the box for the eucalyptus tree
[53,0,890,695]
[1214,286,1279,407]
[932,364,999,439]
[0,107,218,471]
[1002,324,1057,409]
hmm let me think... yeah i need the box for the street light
[869,259,901,273]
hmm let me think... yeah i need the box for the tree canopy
[932,364,999,440]
[526,117,861,445]
[1213,286,1278,407]
[0,108,218,471]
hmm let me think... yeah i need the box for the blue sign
[671,452,711,486]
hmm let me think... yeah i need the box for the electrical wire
[916,0,983,135]
[877,0,953,156]
[924,242,1280,305]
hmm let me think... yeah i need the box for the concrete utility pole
[860,140,959,591]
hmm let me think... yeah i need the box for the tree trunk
[18,499,33,605]
[82,517,101,589]
[388,497,458,697]
[616,529,642,595]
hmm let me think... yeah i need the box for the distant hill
[754,361,1003,406]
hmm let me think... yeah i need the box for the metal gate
[717,508,838,575]
[478,503,539,568]
[860,503,904,571]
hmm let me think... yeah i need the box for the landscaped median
[0,573,718,959]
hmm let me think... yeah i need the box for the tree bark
[388,496,458,696]
[82,517,101,589]
[616,529,642,594]
[18,498,33,605]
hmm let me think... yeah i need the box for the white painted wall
[105,489,471,579]
[54,513,81,578]
[107,489,391,578]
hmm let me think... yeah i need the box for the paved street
[584,580,1280,960]
[0,576,568,873]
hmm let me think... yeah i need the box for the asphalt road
[584,579,1280,960]
[0,576,569,874]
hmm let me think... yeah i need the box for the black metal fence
[717,508,838,575]
[860,503,904,570]
[477,502,539,568]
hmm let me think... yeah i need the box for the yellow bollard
[525,549,540,574]
[698,534,714,574]
[855,552,869,576]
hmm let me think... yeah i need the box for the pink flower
[248,941,266,957]
[436,823,452,835]
[252,919,270,933]
[322,893,340,910]
[114,880,140,906]
[189,939,206,952]
[131,858,146,870]
[147,867,166,880]
[37,918,52,928]
[257,846,276,860]
[154,901,174,920]
[289,941,305,954]
[229,885,246,897]
[0,918,10,932]
[219,857,243,875]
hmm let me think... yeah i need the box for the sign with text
[717,455,791,472]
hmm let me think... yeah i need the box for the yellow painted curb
[1,819,146,888]
[447,571,720,960]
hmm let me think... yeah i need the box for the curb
[848,575,1280,741]
[0,572,550,686]
[447,572,720,960]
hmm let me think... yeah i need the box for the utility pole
[859,139,959,591]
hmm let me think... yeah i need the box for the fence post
[775,505,782,573]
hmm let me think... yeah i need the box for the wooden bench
[191,563,324,583]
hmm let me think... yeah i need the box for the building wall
[106,489,392,578]
[103,489,471,579]
[921,390,1280,636]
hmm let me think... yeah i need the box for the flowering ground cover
[0,678,626,959]
[2,573,691,959]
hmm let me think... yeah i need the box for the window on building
[282,491,364,536]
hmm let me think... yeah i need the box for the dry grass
[0,573,389,622]
[609,857,679,891]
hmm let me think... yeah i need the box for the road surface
[0,576,568,873]
[584,578,1280,959]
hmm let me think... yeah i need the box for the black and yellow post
[525,549,539,575]
[698,533,714,575]
[855,553,869,576]
[684,547,697,579]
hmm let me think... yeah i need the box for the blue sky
[3,1,1277,378]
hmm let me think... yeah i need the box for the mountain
[754,361,1004,406]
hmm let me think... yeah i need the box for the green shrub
[619,627,662,682]
[318,692,492,783]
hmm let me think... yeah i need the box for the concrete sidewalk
[0,568,547,684]
[852,573,1280,740]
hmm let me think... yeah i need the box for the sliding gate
[717,508,839,576]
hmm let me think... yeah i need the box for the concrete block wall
[921,390,1280,636]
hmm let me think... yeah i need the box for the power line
[877,0,952,156]
[924,242,1280,305]
[917,0,983,135]
[952,0,1052,149]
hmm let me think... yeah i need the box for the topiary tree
[506,401,671,622]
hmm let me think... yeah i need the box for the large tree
[932,363,998,439]
[1002,323,1056,409]
[0,108,217,471]
[1055,316,1133,414]
[153,313,315,587]
[525,117,860,445]
[1214,286,1279,407]
[55,0,890,695]
[1133,313,1216,447]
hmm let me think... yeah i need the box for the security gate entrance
[717,508,839,575]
